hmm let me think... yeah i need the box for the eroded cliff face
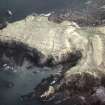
[0,15,105,104]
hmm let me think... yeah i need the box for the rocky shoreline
[32,72,105,105]
[0,41,82,105]
[0,15,105,105]
[0,0,105,105]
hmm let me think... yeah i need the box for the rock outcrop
[0,15,105,104]
[0,15,105,70]
[0,15,83,68]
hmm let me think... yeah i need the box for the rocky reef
[0,15,105,105]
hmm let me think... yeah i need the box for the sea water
[0,59,56,105]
